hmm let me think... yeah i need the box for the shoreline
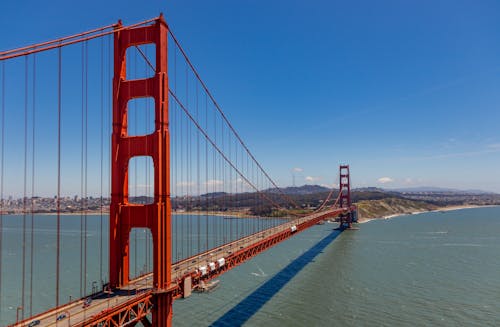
[358,204,499,224]
[5,204,499,220]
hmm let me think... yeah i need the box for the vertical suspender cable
[222,120,226,241]
[80,41,85,298]
[105,34,112,287]
[179,64,183,259]
[108,34,112,286]
[205,92,208,251]
[213,100,216,246]
[173,45,178,262]
[126,49,133,278]
[220,118,224,243]
[0,61,4,316]
[196,82,200,255]
[229,126,233,241]
[182,62,187,259]
[185,69,189,257]
[147,46,152,270]
[246,148,249,235]
[56,45,62,308]
[84,40,89,295]
[21,55,28,321]
[99,31,104,288]
[190,76,194,257]
[133,50,137,276]
[145,45,150,272]
[30,54,36,316]
[173,77,179,262]
[188,74,192,258]
[172,77,177,263]
[235,138,238,239]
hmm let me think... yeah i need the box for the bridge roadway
[13,208,348,327]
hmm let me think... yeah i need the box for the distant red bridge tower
[337,165,356,228]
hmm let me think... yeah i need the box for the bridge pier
[152,293,173,326]
[336,212,354,229]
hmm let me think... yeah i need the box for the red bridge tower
[110,15,172,326]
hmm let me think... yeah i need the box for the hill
[356,198,438,220]
[170,185,500,219]
[266,184,331,195]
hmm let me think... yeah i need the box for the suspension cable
[98,28,104,290]
[21,55,28,321]
[0,60,4,315]
[80,40,85,298]
[84,39,89,296]
[0,18,158,61]
[55,45,62,307]
[315,190,341,213]
[29,53,36,316]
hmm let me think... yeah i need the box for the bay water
[1,207,500,326]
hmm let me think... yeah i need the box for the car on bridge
[56,313,67,321]
[28,320,40,327]
[83,297,92,308]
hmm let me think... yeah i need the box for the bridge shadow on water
[210,228,343,327]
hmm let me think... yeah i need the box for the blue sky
[1,0,499,194]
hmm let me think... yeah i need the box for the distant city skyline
[0,1,499,196]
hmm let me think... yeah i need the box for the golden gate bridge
[0,15,357,326]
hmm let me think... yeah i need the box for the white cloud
[176,181,195,187]
[487,143,500,149]
[204,179,223,186]
[305,176,321,182]
[292,167,303,173]
[377,177,394,184]
[404,178,413,185]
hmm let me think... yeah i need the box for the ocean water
[1,207,500,326]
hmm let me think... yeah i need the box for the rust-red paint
[110,14,172,326]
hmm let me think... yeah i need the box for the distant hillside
[266,184,331,195]
[391,186,496,195]
[200,192,227,198]
[356,198,438,220]
[353,187,387,193]
[169,184,500,218]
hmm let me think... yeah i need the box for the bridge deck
[12,208,349,327]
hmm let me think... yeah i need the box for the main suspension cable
[0,18,158,61]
